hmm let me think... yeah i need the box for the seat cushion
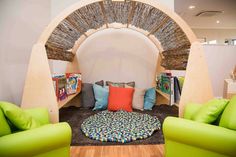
[81,83,95,108]
[0,109,11,136]
[0,101,41,130]
[183,103,202,119]
[24,108,50,125]
[192,99,229,123]
[93,84,109,110]
[143,88,156,110]
[106,81,135,88]
[132,88,146,111]
[108,86,134,112]
[81,80,104,108]
[219,96,236,130]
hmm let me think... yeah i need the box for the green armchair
[163,99,236,157]
[0,108,72,157]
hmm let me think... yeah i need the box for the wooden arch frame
[22,0,213,123]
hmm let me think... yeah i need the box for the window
[208,40,217,44]
[233,39,236,45]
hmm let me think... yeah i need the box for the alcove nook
[21,0,213,123]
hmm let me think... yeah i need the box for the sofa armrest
[183,103,202,119]
[24,107,50,125]
[0,122,71,157]
[163,117,236,156]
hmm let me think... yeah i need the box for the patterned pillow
[95,80,104,86]
[106,81,135,88]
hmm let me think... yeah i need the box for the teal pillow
[144,88,156,110]
[219,96,236,130]
[93,84,109,110]
[0,101,41,130]
[0,109,11,136]
[192,99,229,123]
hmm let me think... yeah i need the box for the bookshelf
[156,89,169,105]
[53,73,82,109]
[58,90,81,109]
[156,89,169,100]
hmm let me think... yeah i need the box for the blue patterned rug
[81,110,161,143]
[59,105,178,146]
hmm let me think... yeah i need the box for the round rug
[81,110,161,143]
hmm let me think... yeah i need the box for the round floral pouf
[81,110,161,143]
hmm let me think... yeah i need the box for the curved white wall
[76,28,159,89]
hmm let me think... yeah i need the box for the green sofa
[163,97,236,157]
[0,107,72,157]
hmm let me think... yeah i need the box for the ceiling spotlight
[189,5,196,9]
[216,20,220,24]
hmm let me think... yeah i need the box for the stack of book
[52,73,82,101]
[156,72,183,106]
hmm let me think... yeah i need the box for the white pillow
[125,85,146,111]
[132,88,146,111]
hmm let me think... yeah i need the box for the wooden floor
[70,144,164,157]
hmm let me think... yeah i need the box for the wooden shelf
[156,89,170,105]
[58,91,80,109]
[156,89,170,100]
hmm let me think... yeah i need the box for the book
[52,74,67,101]
[161,75,171,94]
[170,77,175,106]
[156,73,184,106]
[66,73,81,95]
[174,77,181,104]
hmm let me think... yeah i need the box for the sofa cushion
[143,88,156,110]
[95,80,104,86]
[108,86,134,112]
[24,108,50,125]
[0,109,11,136]
[81,83,95,108]
[93,84,109,111]
[219,96,236,130]
[183,103,202,119]
[192,99,229,123]
[0,101,41,130]
[106,81,135,88]
[132,88,146,111]
[125,85,145,111]
[81,80,104,108]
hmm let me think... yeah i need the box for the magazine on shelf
[66,73,81,95]
[156,73,183,106]
[52,74,67,101]
[170,77,175,106]
[52,73,82,102]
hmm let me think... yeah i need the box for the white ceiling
[175,0,236,29]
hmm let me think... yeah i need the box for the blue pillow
[93,84,109,110]
[144,88,156,110]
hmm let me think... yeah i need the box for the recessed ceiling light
[189,5,195,9]
[216,20,220,24]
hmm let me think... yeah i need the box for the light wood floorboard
[70,144,164,157]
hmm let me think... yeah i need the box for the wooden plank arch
[22,0,213,122]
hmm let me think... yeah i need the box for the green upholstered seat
[0,102,71,157]
[219,96,236,130]
[163,96,236,157]
[0,108,11,136]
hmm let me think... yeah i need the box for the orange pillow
[108,86,134,112]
